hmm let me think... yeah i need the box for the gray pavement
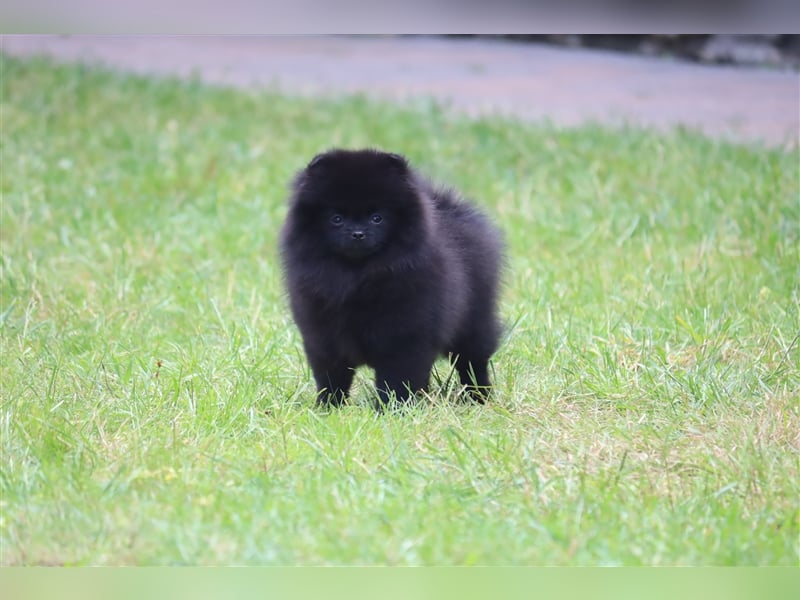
[2,35,798,148]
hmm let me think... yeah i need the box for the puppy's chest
[339,282,404,329]
[335,271,411,309]
[331,279,413,355]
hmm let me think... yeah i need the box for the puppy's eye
[370,214,383,224]
[330,214,344,226]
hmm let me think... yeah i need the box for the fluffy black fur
[279,148,503,408]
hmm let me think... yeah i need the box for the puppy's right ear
[307,153,326,169]
[307,150,337,171]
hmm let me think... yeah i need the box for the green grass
[1,55,798,566]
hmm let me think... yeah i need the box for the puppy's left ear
[381,152,409,171]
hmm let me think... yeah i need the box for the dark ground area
[2,35,798,148]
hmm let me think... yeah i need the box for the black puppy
[279,148,503,408]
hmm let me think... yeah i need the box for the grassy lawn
[1,55,798,566]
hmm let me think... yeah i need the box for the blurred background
[3,34,798,148]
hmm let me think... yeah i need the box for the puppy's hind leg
[453,354,492,403]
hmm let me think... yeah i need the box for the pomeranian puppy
[279,148,503,408]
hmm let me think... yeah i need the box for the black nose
[351,231,365,240]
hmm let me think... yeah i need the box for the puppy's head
[288,149,431,262]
